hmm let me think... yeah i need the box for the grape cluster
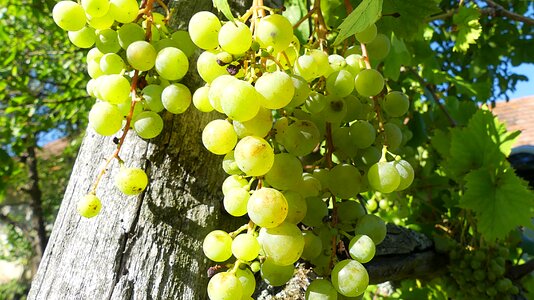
[52,0,197,217]
[188,9,415,300]
[446,245,519,299]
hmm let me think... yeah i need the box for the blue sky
[509,63,534,99]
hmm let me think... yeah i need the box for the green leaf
[383,32,410,81]
[334,0,383,45]
[461,168,534,242]
[283,0,310,43]
[379,0,441,40]
[453,6,481,52]
[213,0,234,21]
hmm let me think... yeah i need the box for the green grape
[235,268,255,297]
[261,258,294,287]
[82,0,110,18]
[292,173,322,198]
[319,95,347,124]
[344,54,365,76]
[192,85,213,112]
[95,28,120,53]
[304,92,327,114]
[220,80,261,122]
[87,10,115,30]
[155,47,189,81]
[127,41,157,71]
[355,24,377,44]
[286,75,311,108]
[354,214,386,245]
[233,107,273,139]
[86,79,97,97]
[281,120,321,157]
[301,196,328,227]
[349,121,376,149]
[259,222,304,266]
[223,188,249,217]
[360,146,380,166]
[52,1,86,31]
[301,231,322,260]
[117,99,143,118]
[392,160,414,191]
[328,164,361,199]
[87,47,104,64]
[382,123,403,150]
[232,234,260,261]
[306,279,338,300]
[332,127,358,159]
[383,91,409,117]
[162,83,191,114]
[331,259,369,297]
[234,136,274,176]
[197,50,229,83]
[294,54,319,81]
[132,111,164,139]
[203,230,232,262]
[222,175,248,196]
[283,191,307,224]
[312,168,330,191]
[354,69,384,97]
[247,187,288,228]
[367,161,400,193]
[141,84,164,112]
[326,69,355,97]
[222,151,242,175]
[328,54,346,72]
[366,34,390,61]
[311,253,332,276]
[88,102,123,136]
[218,20,252,54]
[109,0,139,24]
[99,53,125,74]
[256,71,295,109]
[77,194,102,218]
[207,75,234,113]
[337,200,365,225]
[207,272,242,300]
[255,14,293,53]
[188,11,221,50]
[117,23,145,49]
[98,74,130,104]
[68,27,96,48]
[114,167,148,195]
[153,38,180,52]
[202,119,237,155]
[348,234,375,263]
[170,30,197,58]
[250,261,261,273]
[273,117,289,142]
[264,153,303,191]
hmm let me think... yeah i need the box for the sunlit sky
[509,63,534,100]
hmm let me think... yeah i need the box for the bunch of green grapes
[188,9,416,300]
[52,0,197,218]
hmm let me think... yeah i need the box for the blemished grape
[256,71,295,109]
[223,188,249,217]
[255,14,293,53]
[87,10,115,30]
[319,96,348,124]
[100,53,125,74]
[350,121,376,149]
[52,1,86,31]
[367,161,400,193]
[155,47,189,81]
[196,50,228,83]
[348,234,376,263]
[88,102,123,136]
[142,84,164,112]
[218,20,252,54]
[232,234,260,261]
[383,91,409,117]
[203,230,232,262]
[354,214,387,245]
[82,0,110,18]
[202,119,237,155]
[355,23,377,44]
[326,69,355,97]
[132,111,164,139]
[188,11,221,50]
[233,107,272,139]
[234,136,274,176]
[98,74,130,104]
[115,167,148,195]
[109,0,139,24]
[392,160,414,191]
[235,268,256,297]
[68,27,96,48]
[354,69,384,97]
[301,196,328,227]
[328,164,361,199]
[192,85,213,112]
[162,83,191,114]
[220,80,261,122]
[207,272,243,300]
[247,188,288,228]
[77,194,102,218]
[331,259,369,297]
[261,258,295,287]
[117,23,145,49]
[306,279,338,300]
[366,33,390,61]
[264,153,303,191]
[127,41,157,71]
[301,231,322,260]
[222,151,242,175]
[282,191,307,224]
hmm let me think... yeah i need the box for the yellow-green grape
[281,191,307,224]
[354,69,384,97]
[68,27,96,48]
[337,200,365,225]
[223,188,249,217]
[326,69,355,97]
[220,80,261,122]
[221,175,248,196]
[301,231,322,260]
[332,127,358,160]
[100,53,125,74]
[247,188,288,228]
[344,54,365,76]
[87,47,104,64]
[255,14,293,53]
[162,83,191,114]
[117,23,145,49]
[52,1,86,31]
[109,0,139,24]
[88,102,123,136]
[197,50,228,84]
[87,10,115,30]
[188,11,221,50]
[261,258,295,286]
[306,279,338,300]
[264,153,303,190]
[392,160,414,191]
[281,120,321,157]
[328,164,361,199]
[207,272,242,300]
[256,71,295,109]
[349,120,376,149]
[155,47,189,81]
[117,99,143,118]
[95,28,120,53]
[367,161,400,193]
[232,234,260,262]
[208,75,234,112]
[98,74,130,104]
[286,75,311,108]
[218,20,252,54]
[115,167,148,195]
[319,95,348,124]
[301,196,328,227]
[233,107,273,139]
[348,234,375,263]
[141,84,164,112]
[132,111,164,139]
[331,259,369,297]
[309,49,332,77]
[293,173,322,198]
[366,33,390,61]
[192,85,213,112]
[293,54,319,82]
[259,222,304,266]
[354,214,387,245]
[77,194,102,218]
[329,54,347,72]
[355,23,377,44]
[171,30,197,58]
[235,268,256,298]
[203,230,233,262]
[81,0,110,18]
[234,136,274,176]
[304,91,327,114]
[383,91,409,117]
[222,151,242,175]
[202,119,237,155]
[127,41,157,71]
[383,123,403,150]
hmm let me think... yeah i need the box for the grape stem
[229,224,249,238]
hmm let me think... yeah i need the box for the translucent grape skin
[260,258,295,287]
[331,259,369,297]
[218,20,252,54]
[162,83,191,114]
[207,272,242,300]
[392,160,414,191]
[192,85,213,113]
[259,222,305,266]
[203,230,233,262]
[188,11,221,50]
[354,214,387,245]
[220,80,261,122]
[231,234,260,261]
[155,47,189,81]
[114,167,149,195]
[88,102,123,136]
[133,111,164,140]
[98,74,130,104]
[255,14,293,53]
[247,188,288,228]
[383,91,409,117]
[52,1,87,31]
[95,28,120,54]
[348,234,376,263]
[354,69,384,97]
[68,27,96,48]
[77,194,102,218]
[127,41,157,71]
[235,268,256,297]
[367,161,401,193]
[306,279,338,300]
[255,71,295,109]
[234,136,274,176]
[202,119,237,155]
[223,188,249,216]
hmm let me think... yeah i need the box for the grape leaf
[283,0,310,43]
[213,0,234,21]
[379,0,441,40]
[383,32,410,81]
[334,0,383,45]
[453,6,481,52]
[461,168,534,242]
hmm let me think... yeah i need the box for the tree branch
[507,259,534,281]
[484,0,534,25]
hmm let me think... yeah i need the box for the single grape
[332,127,358,160]
[256,71,295,109]
[367,161,400,193]
[52,1,86,31]
[328,164,361,199]
[207,272,243,300]
[81,0,110,18]
[355,24,377,44]
[132,111,164,139]
[282,191,307,224]
[88,102,123,136]
[344,54,365,76]
[234,136,274,176]
[255,14,293,53]
[301,196,328,227]
[264,153,303,191]
[366,34,390,61]
[354,214,387,245]
[127,41,157,71]
[354,69,384,97]
[233,107,273,139]
[170,30,197,58]
[260,258,294,287]
[306,279,338,300]
[286,75,311,108]
[155,47,189,81]
[100,53,125,74]
[202,119,237,155]
[218,20,252,54]
[222,151,242,175]
[188,11,221,50]
[292,173,322,198]
[326,69,355,97]
[337,200,366,225]
[115,167,148,195]
[161,83,191,114]
[349,121,376,149]
[319,96,347,124]
[301,231,322,260]
[304,92,327,114]
[109,0,139,24]
[382,123,403,150]
[247,188,288,228]
[383,91,409,117]
[196,50,229,83]
[235,268,255,297]
[281,120,321,157]
[87,10,115,30]
[203,230,232,262]
[232,234,260,262]
[98,74,130,104]
[220,80,261,122]
[77,194,102,218]
[223,188,249,217]
[309,49,332,77]
[141,84,164,112]
[68,27,96,48]
[392,160,414,191]
[192,85,213,113]
[222,175,248,196]
[117,23,145,49]
[294,54,319,82]
[348,234,376,263]
[331,259,369,297]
